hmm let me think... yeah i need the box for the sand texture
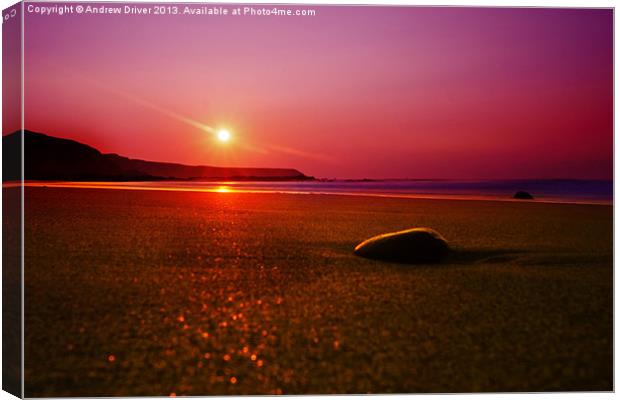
[23,187,612,395]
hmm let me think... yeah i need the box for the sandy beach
[23,186,612,396]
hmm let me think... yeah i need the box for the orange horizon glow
[13,182,613,206]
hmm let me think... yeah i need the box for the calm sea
[41,179,611,205]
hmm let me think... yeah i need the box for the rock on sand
[513,191,534,200]
[354,227,449,263]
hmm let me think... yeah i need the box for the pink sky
[4,5,613,179]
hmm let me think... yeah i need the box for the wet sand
[23,187,612,396]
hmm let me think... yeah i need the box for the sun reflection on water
[214,186,231,193]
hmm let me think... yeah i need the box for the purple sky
[4,4,613,179]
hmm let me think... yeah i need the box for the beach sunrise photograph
[1,1,614,396]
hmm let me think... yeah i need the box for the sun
[217,129,231,142]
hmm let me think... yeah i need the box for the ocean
[22,179,613,205]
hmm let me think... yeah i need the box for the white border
[0,1,616,400]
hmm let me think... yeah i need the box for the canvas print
[2,1,614,397]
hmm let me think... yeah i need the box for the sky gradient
[6,5,614,179]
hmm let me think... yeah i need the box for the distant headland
[2,131,314,182]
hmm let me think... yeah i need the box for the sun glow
[217,129,231,142]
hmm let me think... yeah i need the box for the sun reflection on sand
[157,290,295,393]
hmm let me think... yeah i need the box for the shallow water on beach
[20,179,613,204]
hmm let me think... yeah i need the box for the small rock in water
[513,191,534,200]
[354,227,449,264]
